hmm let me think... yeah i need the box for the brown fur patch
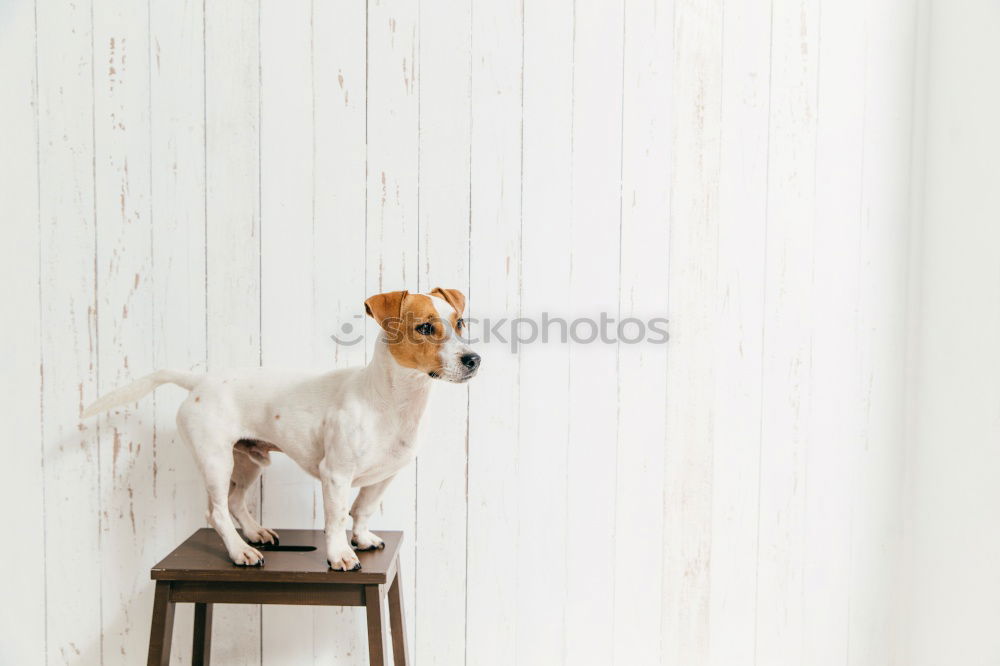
[234,439,280,466]
[365,290,465,375]
[386,294,447,374]
[429,287,466,316]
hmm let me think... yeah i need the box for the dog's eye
[456,318,465,331]
[415,322,433,335]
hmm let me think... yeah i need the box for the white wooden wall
[0,0,918,664]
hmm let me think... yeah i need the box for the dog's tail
[80,369,203,419]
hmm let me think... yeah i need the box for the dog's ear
[365,290,409,331]
[429,287,466,316]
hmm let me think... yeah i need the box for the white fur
[81,295,477,569]
[431,295,474,382]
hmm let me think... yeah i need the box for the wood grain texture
[755,2,819,663]
[850,1,915,662]
[517,0,573,663]
[415,0,471,663]
[707,1,769,664]
[93,0,157,661]
[614,1,671,663]
[14,0,924,662]
[662,1,722,663]
[0,0,44,661]
[466,0,523,663]
[804,2,865,663]
[564,1,625,664]
[36,0,103,662]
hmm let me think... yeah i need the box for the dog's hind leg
[205,450,264,565]
[178,421,264,566]
[229,449,279,545]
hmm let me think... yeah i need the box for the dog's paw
[327,548,362,572]
[351,530,385,551]
[244,526,280,547]
[230,544,265,567]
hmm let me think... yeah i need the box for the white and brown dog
[82,288,479,571]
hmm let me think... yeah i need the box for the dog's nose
[461,353,481,371]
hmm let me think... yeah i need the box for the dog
[81,288,479,570]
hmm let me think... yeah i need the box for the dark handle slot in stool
[146,528,408,666]
[256,544,317,552]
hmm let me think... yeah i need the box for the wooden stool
[147,528,408,666]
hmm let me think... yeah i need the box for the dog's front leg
[350,475,394,551]
[319,459,361,571]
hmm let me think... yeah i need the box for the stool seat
[146,528,409,666]
[152,528,402,584]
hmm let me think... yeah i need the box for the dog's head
[364,288,480,383]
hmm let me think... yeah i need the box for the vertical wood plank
[614,0,671,663]
[803,1,865,664]
[706,1,770,664]
[415,0,471,663]
[564,1,625,664]
[205,0,262,366]
[466,0,523,662]
[36,0,103,661]
[312,0,369,659]
[899,3,931,661]
[661,1,722,664]
[92,0,157,660]
[366,0,419,654]
[850,0,915,662]
[517,0,573,663]
[148,0,208,657]
[0,0,45,661]
[755,1,819,664]
[205,0,262,661]
[259,0,316,661]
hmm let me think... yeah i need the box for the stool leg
[147,581,176,666]
[192,602,213,665]
[388,559,409,666]
[365,584,389,666]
